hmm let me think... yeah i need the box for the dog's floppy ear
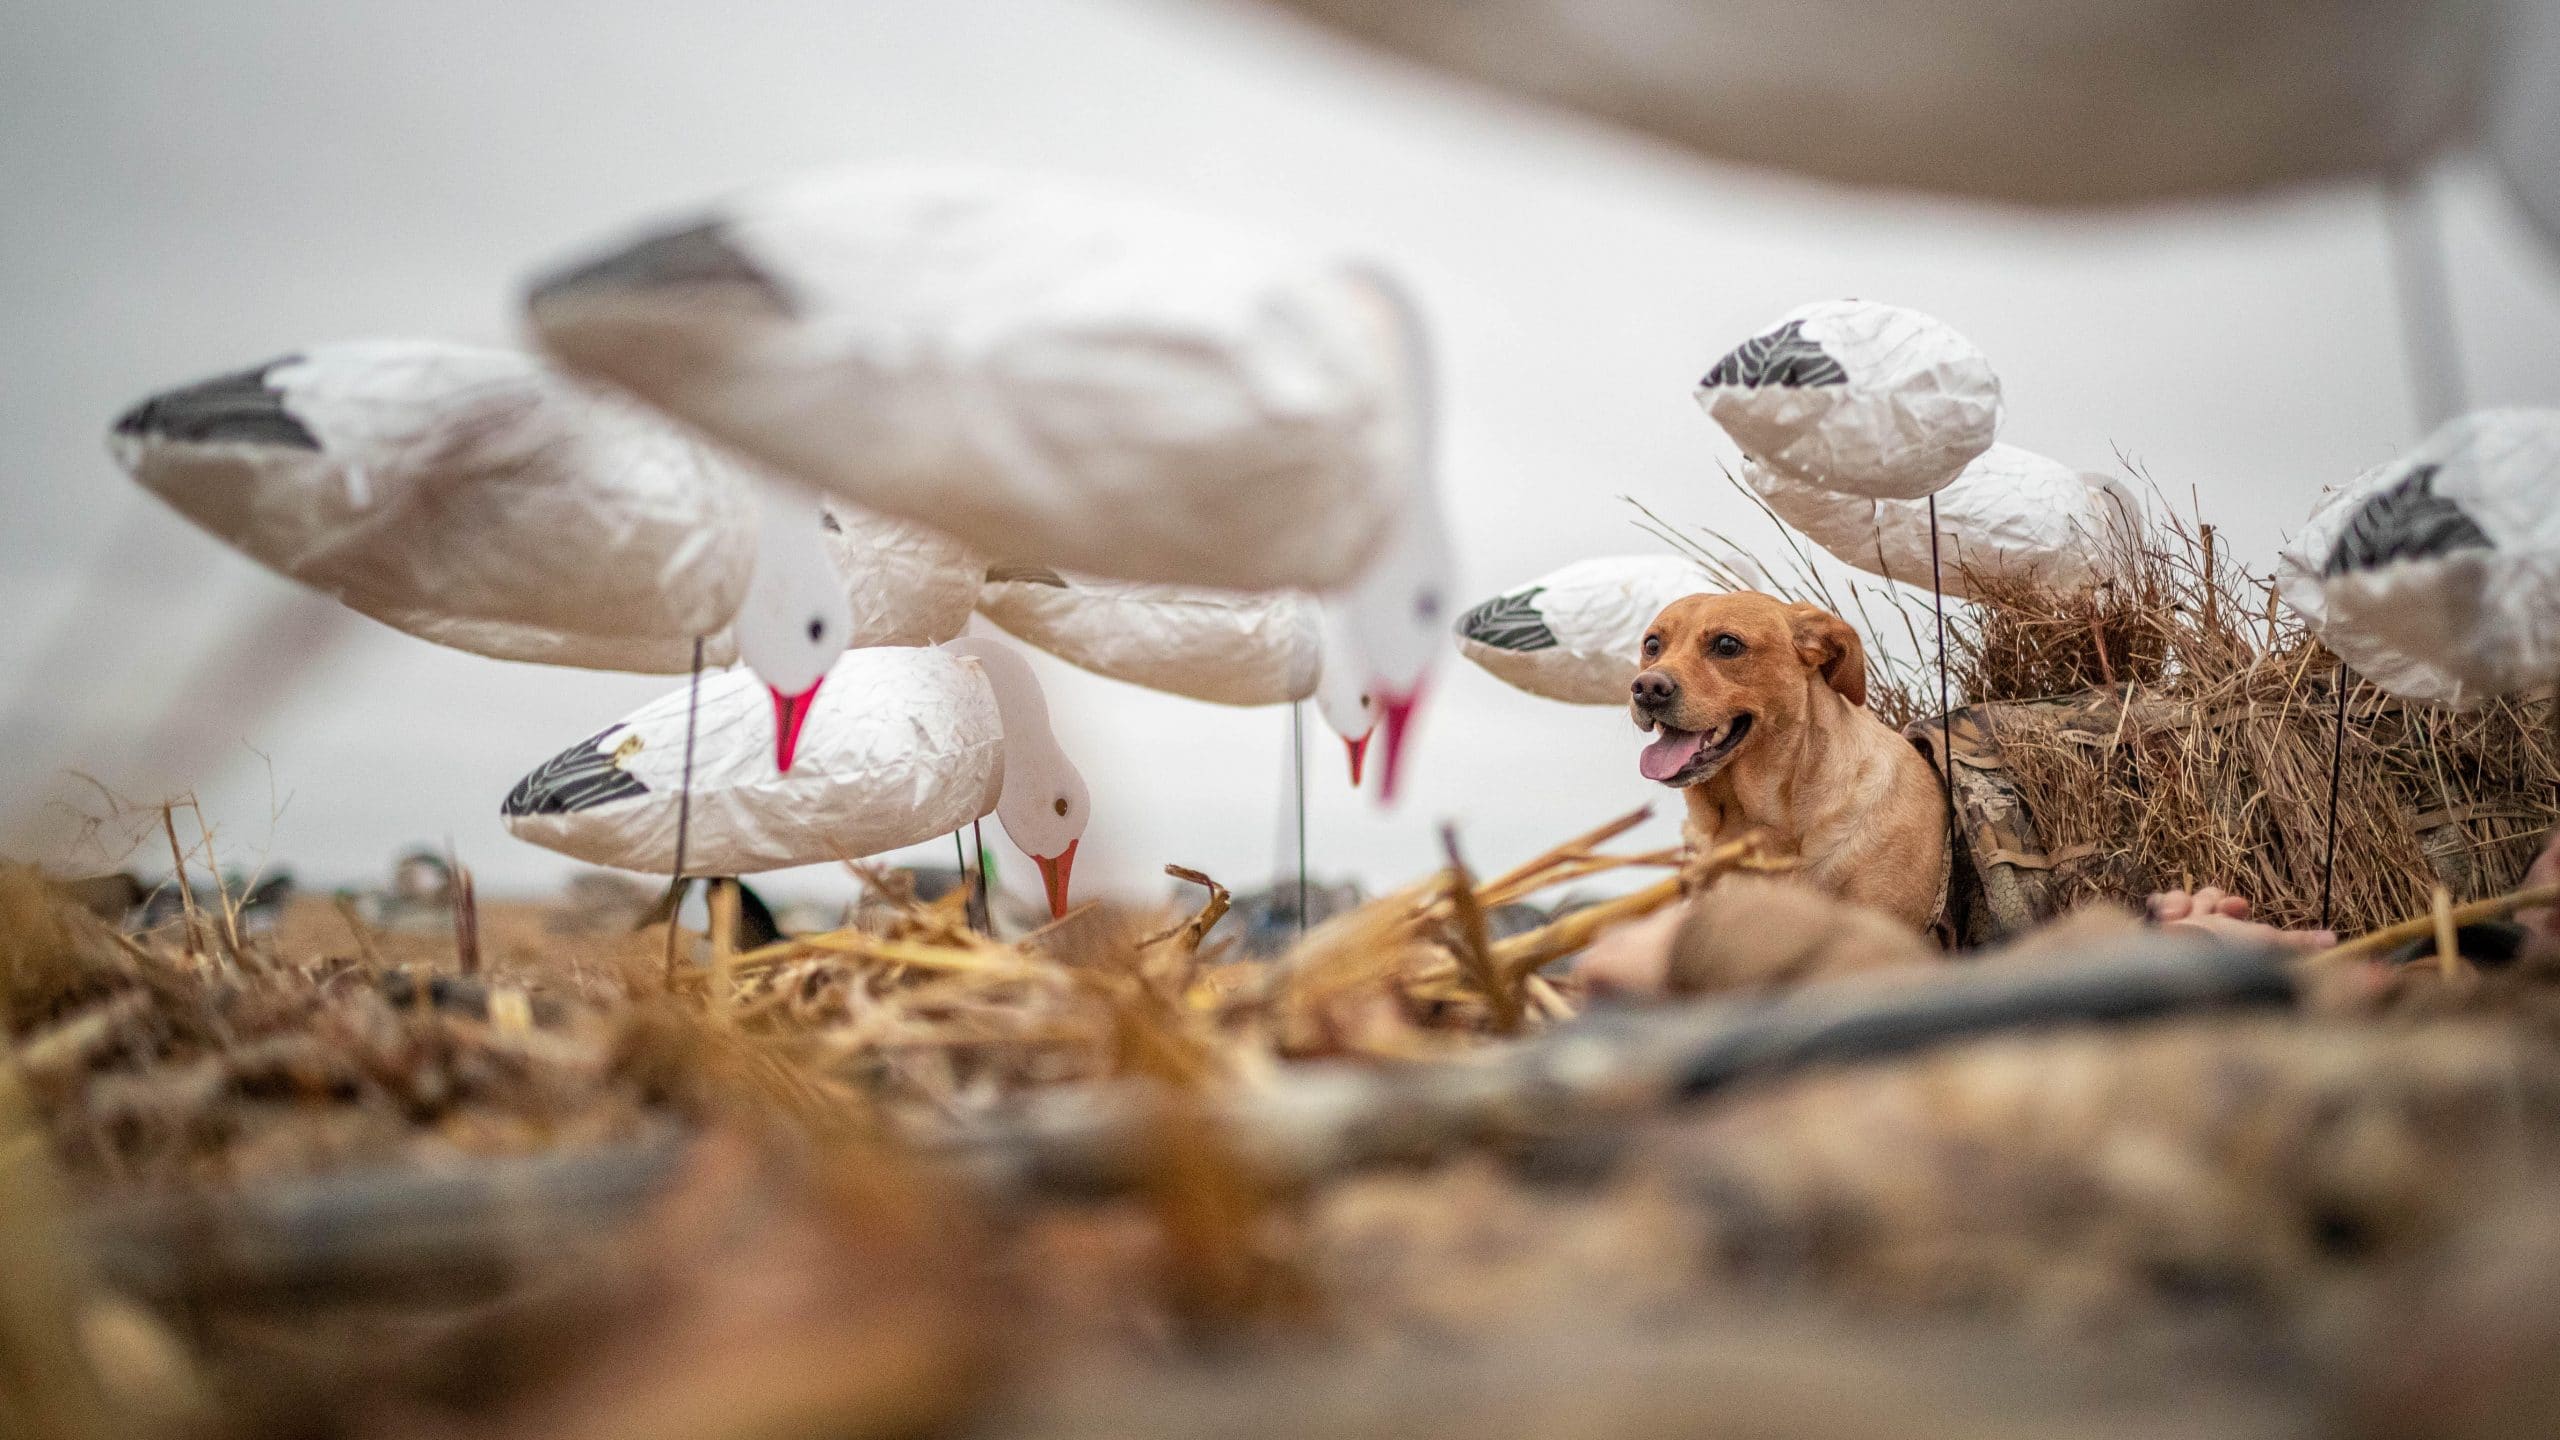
[1785,603,1868,707]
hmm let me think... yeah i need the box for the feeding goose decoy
[501,644,1025,879]
[107,340,1002,772]
[522,165,1427,594]
[2276,409,2560,707]
[941,636,1091,918]
[1743,445,2142,603]
[1455,554,1720,704]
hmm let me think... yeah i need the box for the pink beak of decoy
[1034,839,1078,920]
[768,680,823,772]
[1374,683,1427,804]
[1343,732,1373,789]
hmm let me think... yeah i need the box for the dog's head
[1630,592,1868,787]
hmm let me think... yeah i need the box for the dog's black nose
[1631,671,1676,708]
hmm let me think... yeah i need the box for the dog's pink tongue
[1640,728,1706,782]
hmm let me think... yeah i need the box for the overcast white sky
[5,0,2558,911]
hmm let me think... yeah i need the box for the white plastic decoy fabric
[1744,445,2139,602]
[501,646,1005,875]
[1698,300,2002,500]
[528,167,1424,592]
[976,569,1323,707]
[1455,555,1717,704]
[2275,409,2560,707]
[108,341,754,673]
[821,503,982,647]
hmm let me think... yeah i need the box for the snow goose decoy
[2276,409,2560,708]
[109,340,755,675]
[107,340,996,772]
[522,165,1424,593]
[1455,554,1720,704]
[1695,300,2002,502]
[1742,445,2141,602]
[503,639,1101,908]
[502,645,1005,876]
[942,635,1090,918]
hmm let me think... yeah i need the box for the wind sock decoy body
[501,645,1006,877]
[974,568,1323,708]
[2276,409,2560,706]
[523,165,1426,593]
[1742,445,2140,602]
[1695,299,2002,501]
[1455,554,1719,704]
[108,341,755,674]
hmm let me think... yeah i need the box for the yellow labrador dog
[1631,592,1946,929]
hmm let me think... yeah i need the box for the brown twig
[2317,883,2560,964]
[159,805,200,960]
[1441,826,1520,1032]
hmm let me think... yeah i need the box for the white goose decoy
[522,166,1424,593]
[108,341,754,674]
[941,636,1091,917]
[1695,300,2002,501]
[1455,555,1719,704]
[2275,409,2560,707]
[502,646,1006,877]
[974,568,1323,709]
[1742,446,2142,602]
[108,340,998,772]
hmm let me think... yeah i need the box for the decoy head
[1334,499,1453,804]
[732,487,853,771]
[946,635,1092,919]
[1313,605,1381,787]
[1000,740,1090,920]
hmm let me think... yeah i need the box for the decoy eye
[1709,633,1745,658]
[806,618,825,643]
[1053,797,1069,817]
[1414,591,1441,622]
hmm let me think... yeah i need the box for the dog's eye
[1641,635,1662,659]
[1708,633,1745,659]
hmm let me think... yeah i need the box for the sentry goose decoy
[1695,300,2002,502]
[108,341,755,674]
[942,635,1091,918]
[1742,445,2141,603]
[501,645,1005,876]
[521,165,1425,593]
[1455,554,1718,704]
[973,567,1322,708]
[2276,409,2560,707]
